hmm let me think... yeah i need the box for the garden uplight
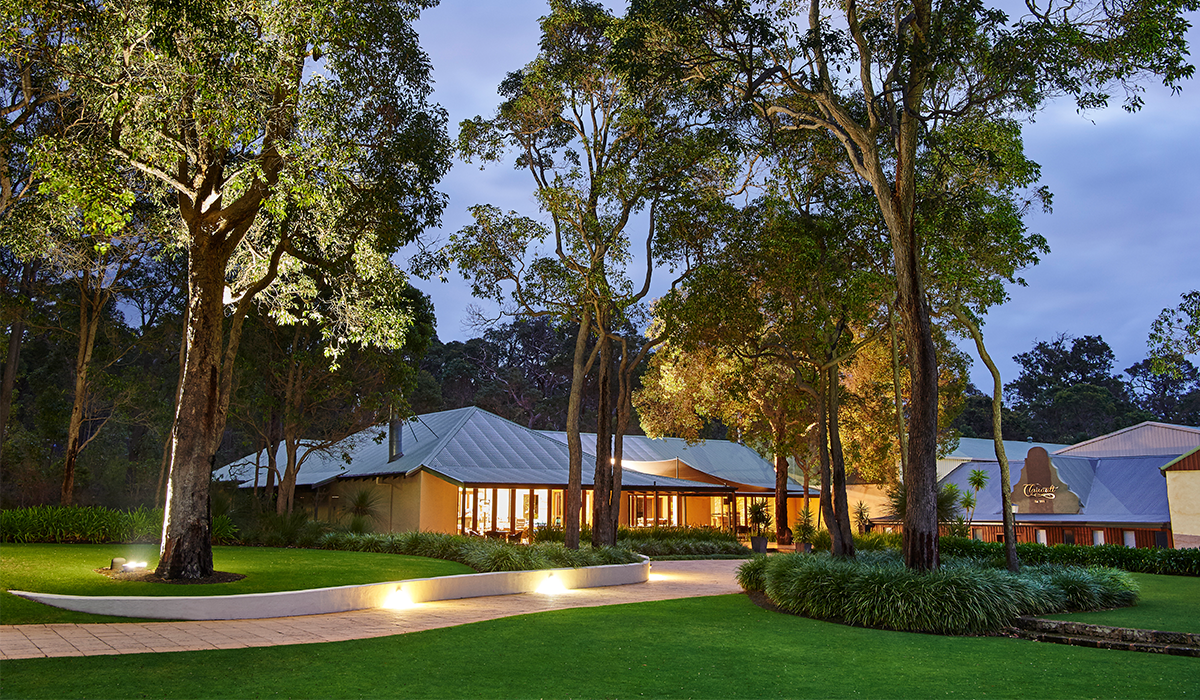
[122,561,148,571]
[536,573,567,595]
[382,586,417,609]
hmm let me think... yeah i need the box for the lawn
[1,594,1196,699]
[1042,572,1200,634]
[0,544,474,625]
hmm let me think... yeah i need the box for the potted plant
[747,501,772,554]
[796,507,816,553]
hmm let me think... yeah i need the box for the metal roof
[213,407,728,492]
[539,431,813,495]
[941,453,1175,525]
[945,437,1069,462]
[1054,421,1200,458]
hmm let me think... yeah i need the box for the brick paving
[0,559,742,660]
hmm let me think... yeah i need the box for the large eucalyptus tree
[622,0,1196,569]
[16,0,449,577]
[440,0,734,547]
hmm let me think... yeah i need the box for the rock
[110,557,126,571]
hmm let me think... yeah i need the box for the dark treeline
[952,333,1200,445]
[0,256,654,509]
[412,317,654,436]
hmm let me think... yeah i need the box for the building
[214,406,811,536]
[939,422,1200,549]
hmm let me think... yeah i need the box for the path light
[382,585,417,609]
[649,573,669,582]
[536,573,567,595]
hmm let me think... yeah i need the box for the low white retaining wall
[9,556,649,621]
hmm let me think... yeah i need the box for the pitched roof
[539,431,812,494]
[1053,421,1200,458]
[941,453,1173,525]
[214,407,728,492]
[945,437,1069,462]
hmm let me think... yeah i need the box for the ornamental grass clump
[750,552,1138,635]
[736,555,770,592]
[460,538,550,572]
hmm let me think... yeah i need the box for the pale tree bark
[952,305,1019,572]
[563,311,594,550]
[591,325,614,546]
[888,303,908,475]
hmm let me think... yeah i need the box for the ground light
[382,586,418,609]
[536,573,568,595]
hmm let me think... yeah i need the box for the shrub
[940,536,1200,576]
[757,552,1139,635]
[736,555,770,592]
[620,537,750,558]
[1,506,167,544]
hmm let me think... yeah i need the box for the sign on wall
[1011,447,1081,514]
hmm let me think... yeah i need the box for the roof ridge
[402,406,481,477]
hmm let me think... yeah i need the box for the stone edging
[9,555,650,621]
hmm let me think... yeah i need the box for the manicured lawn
[2,595,1197,699]
[1043,572,1200,634]
[0,544,474,625]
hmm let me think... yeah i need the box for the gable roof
[214,407,728,492]
[940,452,1173,525]
[1054,421,1200,458]
[946,437,1070,462]
[1162,444,1200,472]
[539,431,812,494]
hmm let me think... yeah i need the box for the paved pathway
[0,559,742,660]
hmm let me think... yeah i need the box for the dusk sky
[408,2,1200,394]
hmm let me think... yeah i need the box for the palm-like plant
[965,469,989,526]
[884,483,963,524]
[341,488,384,534]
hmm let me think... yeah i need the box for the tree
[654,197,891,556]
[441,0,733,548]
[1007,334,1148,443]
[232,282,433,515]
[25,0,450,577]
[624,0,1197,570]
[1124,358,1200,426]
[637,342,813,543]
[1148,291,1200,378]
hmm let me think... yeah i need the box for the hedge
[1,505,235,546]
[939,536,1200,576]
[739,551,1140,635]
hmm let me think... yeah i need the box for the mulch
[94,568,245,585]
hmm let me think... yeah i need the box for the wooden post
[509,488,516,532]
[490,488,498,532]
[472,488,479,533]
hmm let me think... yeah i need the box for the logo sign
[1011,447,1081,514]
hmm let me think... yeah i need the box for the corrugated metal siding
[1056,422,1200,458]
[1162,445,1200,471]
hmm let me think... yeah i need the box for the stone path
[0,559,742,660]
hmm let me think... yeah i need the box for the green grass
[2,595,1196,699]
[1041,572,1200,634]
[0,544,474,625]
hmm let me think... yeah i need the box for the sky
[407,1,1200,394]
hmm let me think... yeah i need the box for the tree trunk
[563,312,592,550]
[888,303,908,476]
[277,435,300,515]
[1,260,38,467]
[157,246,226,579]
[826,365,855,557]
[61,278,106,506]
[815,380,840,553]
[591,330,614,547]
[772,420,790,545]
[954,306,1020,572]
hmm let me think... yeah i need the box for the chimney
[389,408,404,462]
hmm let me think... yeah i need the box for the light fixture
[382,586,417,609]
[536,573,567,595]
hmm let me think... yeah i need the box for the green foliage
[242,511,329,549]
[747,501,772,537]
[736,555,770,592]
[538,525,747,557]
[756,551,1137,635]
[939,537,1200,577]
[309,531,641,573]
[883,482,964,524]
[1148,290,1200,377]
[1,506,160,544]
